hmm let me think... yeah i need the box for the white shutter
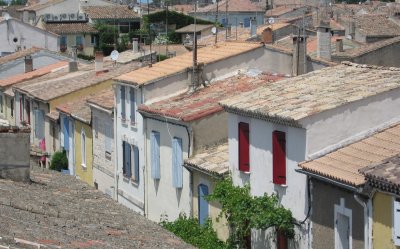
[394,198,400,246]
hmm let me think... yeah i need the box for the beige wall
[192,171,229,242]
[373,192,400,249]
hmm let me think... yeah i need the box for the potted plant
[77,44,84,51]
[60,44,67,52]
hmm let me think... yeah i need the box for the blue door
[244,18,250,28]
[198,184,209,225]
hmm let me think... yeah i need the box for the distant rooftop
[175,24,213,33]
[138,71,285,122]
[44,22,98,34]
[355,14,400,37]
[194,0,262,13]
[220,62,400,127]
[82,6,139,19]
[300,123,400,187]
[185,142,229,176]
[115,42,262,86]
[18,0,65,11]
[87,88,115,111]
[0,47,41,65]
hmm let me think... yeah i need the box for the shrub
[77,54,95,61]
[160,213,226,249]
[50,150,68,172]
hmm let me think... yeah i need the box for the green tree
[0,0,8,6]
[10,0,26,5]
[50,150,68,172]
[206,177,294,248]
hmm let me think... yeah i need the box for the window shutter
[198,184,209,225]
[273,130,286,185]
[151,131,161,179]
[38,110,45,140]
[25,100,30,125]
[130,88,135,123]
[394,199,400,246]
[120,86,126,119]
[123,141,132,178]
[277,229,288,249]
[19,97,23,122]
[133,146,139,182]
[34,110,39,138]
[104,124,111,153]
[238,122,250,172]
[172,137,183,188]
[63,117,69,150]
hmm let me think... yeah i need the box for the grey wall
[0,127,30,182]
[311,179,364,249]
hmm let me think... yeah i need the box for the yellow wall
[74,120,93,186]
[49,80,112,111]
[373,192,400,249]
[192,171,230,242]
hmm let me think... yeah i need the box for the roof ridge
[341,61,400,71]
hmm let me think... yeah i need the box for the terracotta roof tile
[220,62,400,126]
[87,88,114,111]
[184,142,229,175]
[138,72,285,122]
[175,24,213,33]
[266,6,297,17]
[0,61,68,88]
[355,14,400,37]
[195,0,262,13]
[0,47,41,65]
[18,0,64,11]
[44,22,98,34]
[300,124,400,186]
[115,42,262,86]
[82,6,139,19]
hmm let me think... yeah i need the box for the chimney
[95,51,104,73]
[292,35,307,76]
[347,20,355,39]
[250,18,257,37]
[69,46,78,72]
[262,27,273,44]
[24,55,33,73]
[132,38,139,53]
[336,38,344,52]
[317,20,331,61]
[189,62,204,92]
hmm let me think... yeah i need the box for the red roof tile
[0,61,68,88]
[138,72,285,122]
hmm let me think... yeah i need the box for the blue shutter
[130,88,135,123]
[172,137,183,188]
[38,110,44,139]
[198,184,209,225]
[151,131,161,179]
[123,141,132,178]
[63,117,69,150]
[121,86,126,119]
[134,146,139,182]
[244,18,250,28]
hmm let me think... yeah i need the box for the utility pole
[166,3,169,57]
[215,0,218,44]
[225,0,228,39]
[147,0,152,66]
[193,0,198,89]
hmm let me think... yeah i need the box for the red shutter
[273,130,286,185]
[238,122,250,172]
[277,229,288,249]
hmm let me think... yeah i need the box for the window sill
[239,170,250,175]
[275,183,288,188]
[130,179,139,187]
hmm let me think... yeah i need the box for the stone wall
[0,126,30,182]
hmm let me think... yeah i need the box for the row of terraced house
[1,27,400,248]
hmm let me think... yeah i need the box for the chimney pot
[292,34,307,76]
[24,55,33,73]
[317,21,332,61]
[95,51,104,72]
[262,27,273,44]
[336,38,344,52]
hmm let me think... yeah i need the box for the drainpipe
[113,85,119,202]
[354,194,369,249]
[143,97,147,218]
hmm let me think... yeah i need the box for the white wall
[115,85,145,214]
[0,19,58,53]
[145,118,191,222]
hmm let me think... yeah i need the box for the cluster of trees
[0,0,26,6]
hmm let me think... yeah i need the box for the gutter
[295,169,359,192]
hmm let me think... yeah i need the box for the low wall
[0,126,30,182]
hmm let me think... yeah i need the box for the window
[34,109,45,139]
[104,123,112,158]
[172,137,183,188]
[60,36,67,46]
[10,99,13,117]
[91,35,97,45]
[273,130,286,185]
[394,198,400,246]
[129,88,135,124]
[120,86,126,120]
[76,36,83,46]
[238,122,250,172]
[25,99,30,125]
[0,94,3,113]
[81,129,86,167]
[151,131,160,179]
[198,184,209,225]
[122,141,139,183]
[19,96,23,123]
[63,117,69,151]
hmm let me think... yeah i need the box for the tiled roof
[82,6,139,20]
[18,0,65,11]
[266,6,297,17]
[334,36,400,58]
[361,154,400,195]
[46,110,59,121]
[44,22,98,34]
[169,4,194,13]
[115,42,262,86]
[299,124,400,187]
[175,24,213,33]
[195,0,262,13]
[0,47,41,65]
[15,62,141,102]
[56,93,98,124]
[138,71,285,122]
[356,14,400,36]
[87,88,114,111]
[184,142,229,176]
[0,61,68,88]
[220,62,400,127]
